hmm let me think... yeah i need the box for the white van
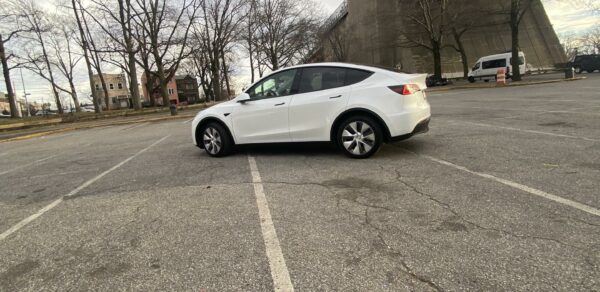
[468,52,526,83]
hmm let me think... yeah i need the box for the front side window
[473,62,481,71]
[248,69,297,100]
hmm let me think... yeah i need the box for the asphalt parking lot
[1,74,599,291]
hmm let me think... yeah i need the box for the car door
[288,67,352,142]
[231,69,298,144]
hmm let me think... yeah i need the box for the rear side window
[298,67,347,94]
[482,59,507,69]
[345,69,373,85]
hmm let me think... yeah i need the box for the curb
[0,113,195,143]
[427,77,587,93]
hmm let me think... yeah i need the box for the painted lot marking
[122,122,150,131]
[450,120,600,142]
[0,155,58,176]
[404,150,600,217]
[182,118,193,124]
[0,135,170,242]
[247,155,294,292]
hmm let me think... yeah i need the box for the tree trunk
[452,30,469,79]
[39,34,63,114]
[211,48,221,101]
[155,58,171,107]
[221,50,231,98]
[72,0,101,113]
[145,69,156,107]
[118,0,141,110]
[510,24,521,81]
[68,80,81,113]
[0,36,20,118]
[270,52,279,71]
[96,71,110,110]
[432,41,442,79]
[510,0,522,81]
[127,51,141,109]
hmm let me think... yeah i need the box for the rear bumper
[390,118,430,142]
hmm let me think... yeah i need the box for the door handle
[329,95,342,99]
[274,102,285,106]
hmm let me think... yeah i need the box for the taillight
[388,84,421,95]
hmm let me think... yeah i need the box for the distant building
[141,72,180,106]
[175,75,200,104]
[92,73,131,110]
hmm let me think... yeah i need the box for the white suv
[191,63,431,158]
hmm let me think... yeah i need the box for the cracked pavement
[1,74,599,291]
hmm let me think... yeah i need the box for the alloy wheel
[341,121,375,155]
[203,127,222,155]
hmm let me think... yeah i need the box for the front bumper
[390,118,430,142]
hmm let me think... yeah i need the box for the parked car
[191,63,431,159]
[469,52,526,83]
[568,54,600,74]
[426,74,450,87]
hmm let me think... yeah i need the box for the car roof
[286,62,379,72]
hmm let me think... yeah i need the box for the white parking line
[182,118,193,124]
[405,150,600,218]
[451,120,600,142]
[0,135,170,242]
[247,155,294,292]
[121,122,150,131]
[0,155,58,176]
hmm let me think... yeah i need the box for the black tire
[200,122,233,157]
[336,115,383,159]
[468,76,475,83]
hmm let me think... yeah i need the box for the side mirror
[237,93,251,104]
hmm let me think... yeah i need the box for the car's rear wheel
[337,116,383,159]
[201,123,232,157]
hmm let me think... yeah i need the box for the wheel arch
[330,108,392,143]
[195,117,235,149]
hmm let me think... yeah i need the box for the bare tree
[496,0,534,81]
[132,0,201,108]
[326,27,349,62]
[86,0,142,110]
[398,0,449,80]
[195,0,245,101]
[253,0,321,71]
[240,0,258,83]
[48,18,83,113]
[16,0,64,114]
[72,0,102,113]
[0,11,29,118]
[582,25,600,54]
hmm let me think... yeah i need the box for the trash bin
[565,67,575,79]
[169,104,178,116]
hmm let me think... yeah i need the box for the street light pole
[20,68,30,117]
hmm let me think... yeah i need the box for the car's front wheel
[337,116,383,159]
[200,123,232,157]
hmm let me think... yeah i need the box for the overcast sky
[1,0,598,107]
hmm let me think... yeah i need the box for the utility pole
[20,68,30,117]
